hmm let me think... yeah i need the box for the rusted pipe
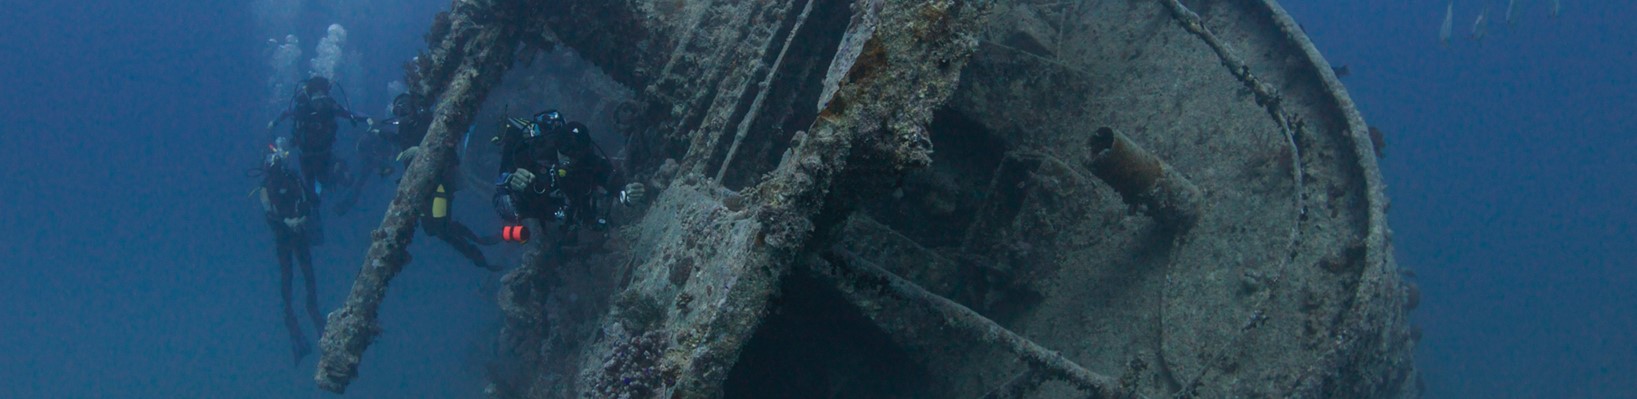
[820,248,1127,399]
[1083,127,1202,232]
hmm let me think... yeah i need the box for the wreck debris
[314,0,526,392]
[816,249,1126,399]
[1083,127,1202,232]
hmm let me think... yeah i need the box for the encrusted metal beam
[314,0,525,392]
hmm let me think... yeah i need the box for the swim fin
[292,337,312,366]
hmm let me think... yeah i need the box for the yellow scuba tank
[432,185,450,218]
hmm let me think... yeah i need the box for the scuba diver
[330,119,397,216]
[493,110,645,250]
[268,76,367,243]
[376,92,502,271]
[383,92,434,153]
[334,92,428,215]
[344,93,437,179]
[255,138,326,365]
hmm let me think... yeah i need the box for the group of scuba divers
[254,76,644,363]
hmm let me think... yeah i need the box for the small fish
[462,125,474,156]
[1332,65,1351,78]
[1440,1,1455,45]
[1551,0,1562,17]
[1506,0,1518,26]
[1471,7,1490,41]
[1368,126,1386,158]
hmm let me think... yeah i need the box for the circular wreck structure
[313,0,1419,397]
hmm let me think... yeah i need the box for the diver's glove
[395,146,421,163]
[506,168,536,192]
[283,216,307,232]
[619,182,646,206]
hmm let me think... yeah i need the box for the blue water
[0,0,1630,397]
[1283,1,1637,397]
[0,1,502,397]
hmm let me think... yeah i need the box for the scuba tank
[431,185,451,219]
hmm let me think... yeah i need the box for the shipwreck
[315,0,1420,397]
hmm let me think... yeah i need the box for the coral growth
[585,323,677,399]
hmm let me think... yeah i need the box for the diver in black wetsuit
[330,119,397,216]
[268,76,367,244]
[382,92,433,156]
[493,110,644,250]
[256,138,325,364]
[331,94,421,216]
[377,92,501,271]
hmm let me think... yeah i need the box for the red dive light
[502,225,530,243]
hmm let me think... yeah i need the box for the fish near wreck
[1441,1,1455,45]
[1370,126,1388,158]
[318,0,1423,397]
[1506,0,1518,26]
[1472,6,1491,41]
